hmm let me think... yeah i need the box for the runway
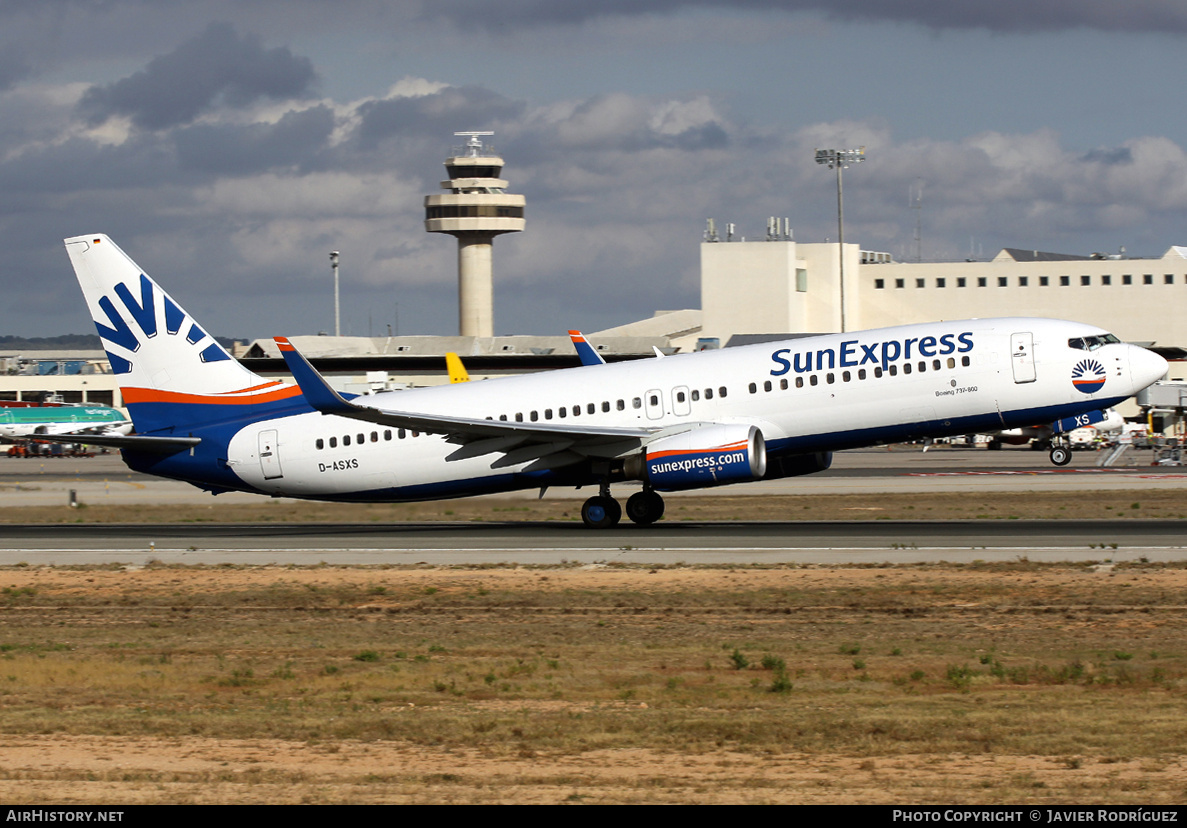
[2,446,1184,565]
[1,519,1182,566]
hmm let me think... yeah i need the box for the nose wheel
[1049,444,1073,466]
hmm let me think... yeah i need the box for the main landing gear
[581,484,665,528]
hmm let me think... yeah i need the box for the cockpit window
[1068,334,1120,351]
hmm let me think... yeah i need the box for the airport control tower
[424,132,526,337]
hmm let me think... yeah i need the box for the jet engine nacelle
[634,424,767,491]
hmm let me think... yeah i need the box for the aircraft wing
[276,337,663,464]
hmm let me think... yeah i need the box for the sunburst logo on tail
[94,273,230,374]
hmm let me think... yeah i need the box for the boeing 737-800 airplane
[57,234,1167,528]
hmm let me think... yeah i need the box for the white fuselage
[217,317,1164,501]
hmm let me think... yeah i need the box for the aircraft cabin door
[1010,332,1036,384]
[258,429,283,480]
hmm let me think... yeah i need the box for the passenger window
[384,430,392,440]
[827,373,835,384]
[558,407,566,418]
[545,409,552,419]
[515,413,523,422]
[648,394,658,406]
[705,388,714,400]
[961,356,970,367]
[749,383,757,394]
[633,398,642,409]
[677,391,686,403]
[371,432,378,442]
[842,371,851,382]
[344,435,351,446]
[499,414,507,421]
[357,434,364,444]
[589,403,597,414]
[719,387,728,398]
[889,365,898,376]
[932,360,941,371]
[398,429,406,439]
[947,358,955,369]
[329,437,337,448]
[779,379,788,390]
[691,390,700,401]
[316,438,324,450]
[763,381,772,392]
[810,375,818,386]
[573,405,581,416]
[903,364,912,375]
[531,411,539,421]
[795,376,804,388]
[858,369,866,380]
[616,400,625,411]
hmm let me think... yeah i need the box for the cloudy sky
[3,0,1187,340]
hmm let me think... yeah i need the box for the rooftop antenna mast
[455,130,494,157]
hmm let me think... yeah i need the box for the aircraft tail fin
[64,234,303,433]
[568,330,606,366]
[445,352,470,383]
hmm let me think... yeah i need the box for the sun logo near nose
[1071,359,1106,394]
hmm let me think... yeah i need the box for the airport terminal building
[697,238,1187,363]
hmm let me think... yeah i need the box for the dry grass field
[2,561,1186,804]
[3,487,1187,524]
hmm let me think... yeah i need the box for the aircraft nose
[1129,345,1168,391]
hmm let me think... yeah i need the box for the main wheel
[626,490,666,525]
[1049,446,1072,466]
[581,495,622,529]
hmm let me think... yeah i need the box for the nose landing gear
[1049,441,1073,466]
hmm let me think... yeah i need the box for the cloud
[77,22,317,131]
[174,105,336,175]
[419,0,1187,34]
[353,85,525,150]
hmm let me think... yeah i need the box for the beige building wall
[857,250,1187,347]
[700,241,863,340]
[701,241,1187,355]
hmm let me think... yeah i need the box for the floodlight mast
[815,147,865,333]
[329,250,341,337]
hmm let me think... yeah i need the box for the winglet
[445,352,470,383]
[568,330,606,366]
[275,337,355,415]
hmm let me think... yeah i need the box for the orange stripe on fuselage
[647,440,748,461]
[121,384,302,406]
